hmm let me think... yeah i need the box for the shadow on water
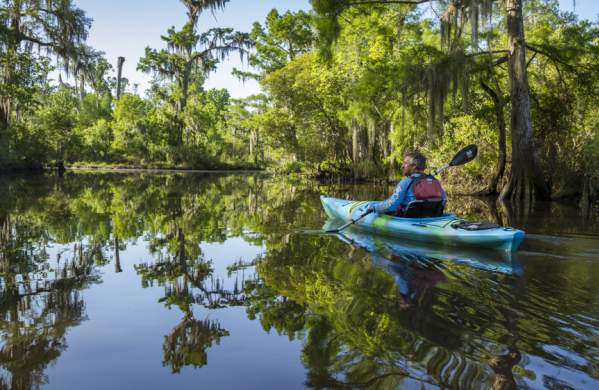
[0,173,597,389]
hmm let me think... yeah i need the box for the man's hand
[366,205,376,213]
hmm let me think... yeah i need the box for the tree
[137,0,251,147]
[234,9,314,80]
[500,0,549,202]
[262,52,349,164]
[110,94,151,162]
[0,0,92,130]
[116,56,125,99]
[32,86,80,166]
[311,0,548,200]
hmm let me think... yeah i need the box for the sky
[73,0,598,99]
[75,0,310,98]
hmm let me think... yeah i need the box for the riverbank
[68,160,262,171]
[0,161,263,174]
[69,166,265,174]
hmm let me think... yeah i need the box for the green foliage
[137,1,251,151]
[262,52,349,164]
[2,0,599,204]
[111,94,151,162]
[425,115,498,190]
[78,119,113,161]
[242,9,314,77]
[32,87,80,163]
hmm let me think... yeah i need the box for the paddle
[325,208,374,234]
[433,144,478,176]
[324,144,478,234]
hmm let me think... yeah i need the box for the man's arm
[370,179,410,213]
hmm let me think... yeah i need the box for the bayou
[1,0,599,389]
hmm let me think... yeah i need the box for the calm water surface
[1,173,598,389]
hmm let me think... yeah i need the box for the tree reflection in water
[0,173,288,380]
[0,215,100,389]
[162,315,229,373]
[245,220,598,389]
[135,214,246,373]
[0,173,597,388]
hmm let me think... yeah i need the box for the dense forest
[1,0,598,205]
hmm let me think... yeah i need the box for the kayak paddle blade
[450,144,478,167]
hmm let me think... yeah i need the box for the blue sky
[74,0,597,98]
[76,0,310,97]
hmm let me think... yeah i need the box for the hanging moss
[440,0,494,51]
[409,49,470,138]
[421,1,494,136]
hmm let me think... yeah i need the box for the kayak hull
[321,196,525,252]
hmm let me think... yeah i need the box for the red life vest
[396,174,444,216]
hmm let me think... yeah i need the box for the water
[1,172,598,389]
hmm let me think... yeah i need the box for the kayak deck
[321,196,525,252]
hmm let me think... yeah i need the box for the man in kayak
[367,151,447,217]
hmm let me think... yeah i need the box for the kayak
[323,221,522,275]
[321,196,525,252]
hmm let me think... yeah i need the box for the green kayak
[321,196,525,252]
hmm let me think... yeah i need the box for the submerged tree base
[499,166,551,205]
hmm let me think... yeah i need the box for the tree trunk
[367,119,377,166]
[477,80,506,195]
[249,129,259,165]
[351,120,368,180]
[79,74,86,101]
[116,56,125,99]
[0,105,8,132]
[352,120,359,165]
[57,161,65,177]
[171,64,194,148]
[114,236,122,273]
[500,0,549,203]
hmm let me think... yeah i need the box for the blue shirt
[372,173,446,214]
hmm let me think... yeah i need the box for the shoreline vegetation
[1,1,598,210]
[1,164,595,211]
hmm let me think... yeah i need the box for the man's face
[402,156,416,176]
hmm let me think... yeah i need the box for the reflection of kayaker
[371,252,446,310]
[326,223,523,275]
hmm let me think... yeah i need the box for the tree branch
[526,52,537,69]
[525,43,573,69]
[467,50,509,57]
[17,32,52,47]
[195,45,249,61]
[491,55,508,67]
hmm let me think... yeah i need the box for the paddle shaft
[327,209,373,233]
[433,163,450,176]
